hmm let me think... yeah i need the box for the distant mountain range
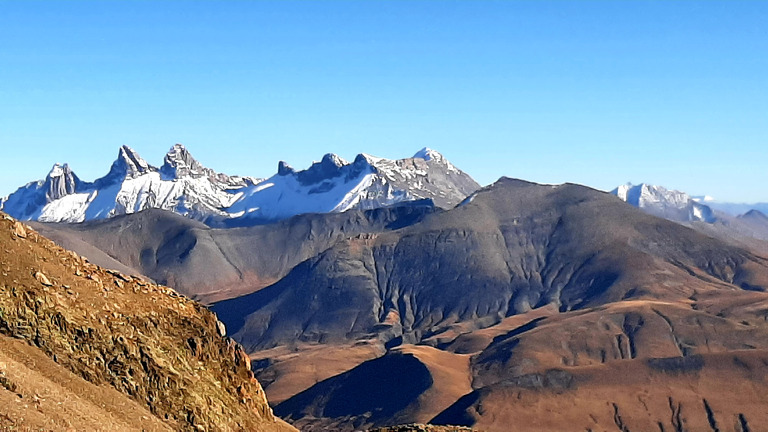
[0,145,479,226]
[611,183,717,223]
[4,144,766,231]
[695,199,768,217]
[611,182,768,222]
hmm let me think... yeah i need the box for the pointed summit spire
[44,163,80,200]
[96,145,155,186]
[117,145,152,177]
[160,143,208,179]
[321,153,347,168]
[277,161,295,176]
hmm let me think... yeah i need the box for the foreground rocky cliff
[0,212,295,431]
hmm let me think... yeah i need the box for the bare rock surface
[0,212,296,431]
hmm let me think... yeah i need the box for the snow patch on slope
[2,144,480,226]
[611,183,716,223]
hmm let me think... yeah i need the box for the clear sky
[1,1,766,202]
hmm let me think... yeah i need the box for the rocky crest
[611,182,717,223]
[0,212,295,431]
[0,145,479,226]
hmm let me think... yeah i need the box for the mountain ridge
[611,182,717,223]
[221,177,768,431]
[0,145,479,226]
[213,177,768,352]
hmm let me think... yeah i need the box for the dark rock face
[31,203,440,303]
[161,143,208,179]
[295,153,350,186]
[97,145,155,186]
[160,143,251,188]
[214,178,768,351]
[0,163,84,220]
[44,163,81,201]
[277,161,295,176]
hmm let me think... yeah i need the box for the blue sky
[1,1,766,202]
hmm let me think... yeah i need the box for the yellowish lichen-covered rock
[0,212,296,432]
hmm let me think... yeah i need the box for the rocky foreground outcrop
[0,212,295,431]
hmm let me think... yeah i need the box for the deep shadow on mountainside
[213,178,768,431]
[20,177,768,431]
[30,201,439,304]
[0,212,296,431]
[214,178,768,351]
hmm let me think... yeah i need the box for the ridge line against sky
[1,1,766,202]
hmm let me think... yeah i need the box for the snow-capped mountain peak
[161,143,207,179]
[277,161,295,176]
[2,146,480,226]
[102,145,156,183]
[413,147,443,162]
[226,148,478,224]
[322,153,347,168]
[44,163,81,201]
[611,182,716,223]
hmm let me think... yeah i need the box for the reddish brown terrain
[254,180,768,431]
[23,179,768,431]
[0,213,296,431]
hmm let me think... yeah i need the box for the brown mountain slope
[0,213,296,431]
[688,209,768,257]
[275,295,768,431]
[30,203,438,303]
[0,333,171,431]
[228,179,768,430]
[214,178,768,352]
[278,345,473,432]
[435,349,768,432]
[368,425,477,432]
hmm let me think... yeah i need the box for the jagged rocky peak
[103,145,155,182]
[353,153,376,166]
[611,182,716,223]
[613,183,688,207]
[323,153,347,168]
[2,145,479,225]
[161,143,207,178]
[162,143,258,187]
[297,153,350,184]
[44,163,80,201]
[277,160,295,176]
[278,153,360,185]
[413,147,444,162]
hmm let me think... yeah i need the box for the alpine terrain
[26,173,768,431]
[0,145,479,227]
[611,183,717,223]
